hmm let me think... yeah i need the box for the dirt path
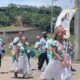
[0,57,80,80]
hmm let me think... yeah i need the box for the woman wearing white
[13,37,32,78]
[40,32,72,80]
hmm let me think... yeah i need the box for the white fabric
[0,40,3,55]
[9,42,13,50]
[12,56,32,75]
[40,60,63,80]
[40,38,47,53]
[12,60,20,72]
[55,9,76,27]
[27,49,30,53]
[35,41,40,49]
[62,66,72,80]
[9,42,16,55]
[25,41,29,46]
[35,41,43,55]
[63,53,72,65]
[40,59,72,80]
[13,37,19,44]
[55,9,76,38]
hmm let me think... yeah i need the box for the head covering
[54,26,66,34]
[42,31,47,35]
[13,37,19,44]
[42,31,47,38]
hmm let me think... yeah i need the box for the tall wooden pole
[51,0,54,33]
[74,0,80,60]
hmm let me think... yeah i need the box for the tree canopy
[0,3,62,31]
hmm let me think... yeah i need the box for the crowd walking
[0,29,76,80]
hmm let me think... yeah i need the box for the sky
[0,0,74,9]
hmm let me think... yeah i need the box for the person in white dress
[12,37,32,78]
[40,31,72,80]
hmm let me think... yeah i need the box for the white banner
[55,9,76,38]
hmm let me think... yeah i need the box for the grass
[69,34,74,44]
[5,45,11,56]
[0,26,22,30]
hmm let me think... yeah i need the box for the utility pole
[51,0,58,33]
[51,0,54,33]
[74,0,80,60]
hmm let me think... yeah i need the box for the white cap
[42,31,47,35]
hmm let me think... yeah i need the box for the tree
[0,12,9,21]
[0,4,62,32]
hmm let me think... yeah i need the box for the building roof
[0,27,36,32]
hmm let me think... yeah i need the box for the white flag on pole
[55,9,76,38]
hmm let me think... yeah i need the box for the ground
[0,56,80,80]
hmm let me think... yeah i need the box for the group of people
[0,29,75,80]
[35,27,75,80]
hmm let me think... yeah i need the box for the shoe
[41,68,45,70]
[23,74,25,78]
[71,67,76,72]
[41,68,45,72]
[14,72,18,78]
[38,68,45,72]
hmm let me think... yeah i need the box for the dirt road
[0,57,80,80]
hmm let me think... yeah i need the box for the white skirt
[40,59,72,80]
[12,56,32,75]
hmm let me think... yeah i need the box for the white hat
[42,31,47,35]
[13,37,19,44]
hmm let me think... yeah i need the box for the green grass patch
[5,45,11,55]
[69,34,74,44]
[0,26,22,30]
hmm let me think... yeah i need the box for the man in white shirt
[35,32,49,70]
